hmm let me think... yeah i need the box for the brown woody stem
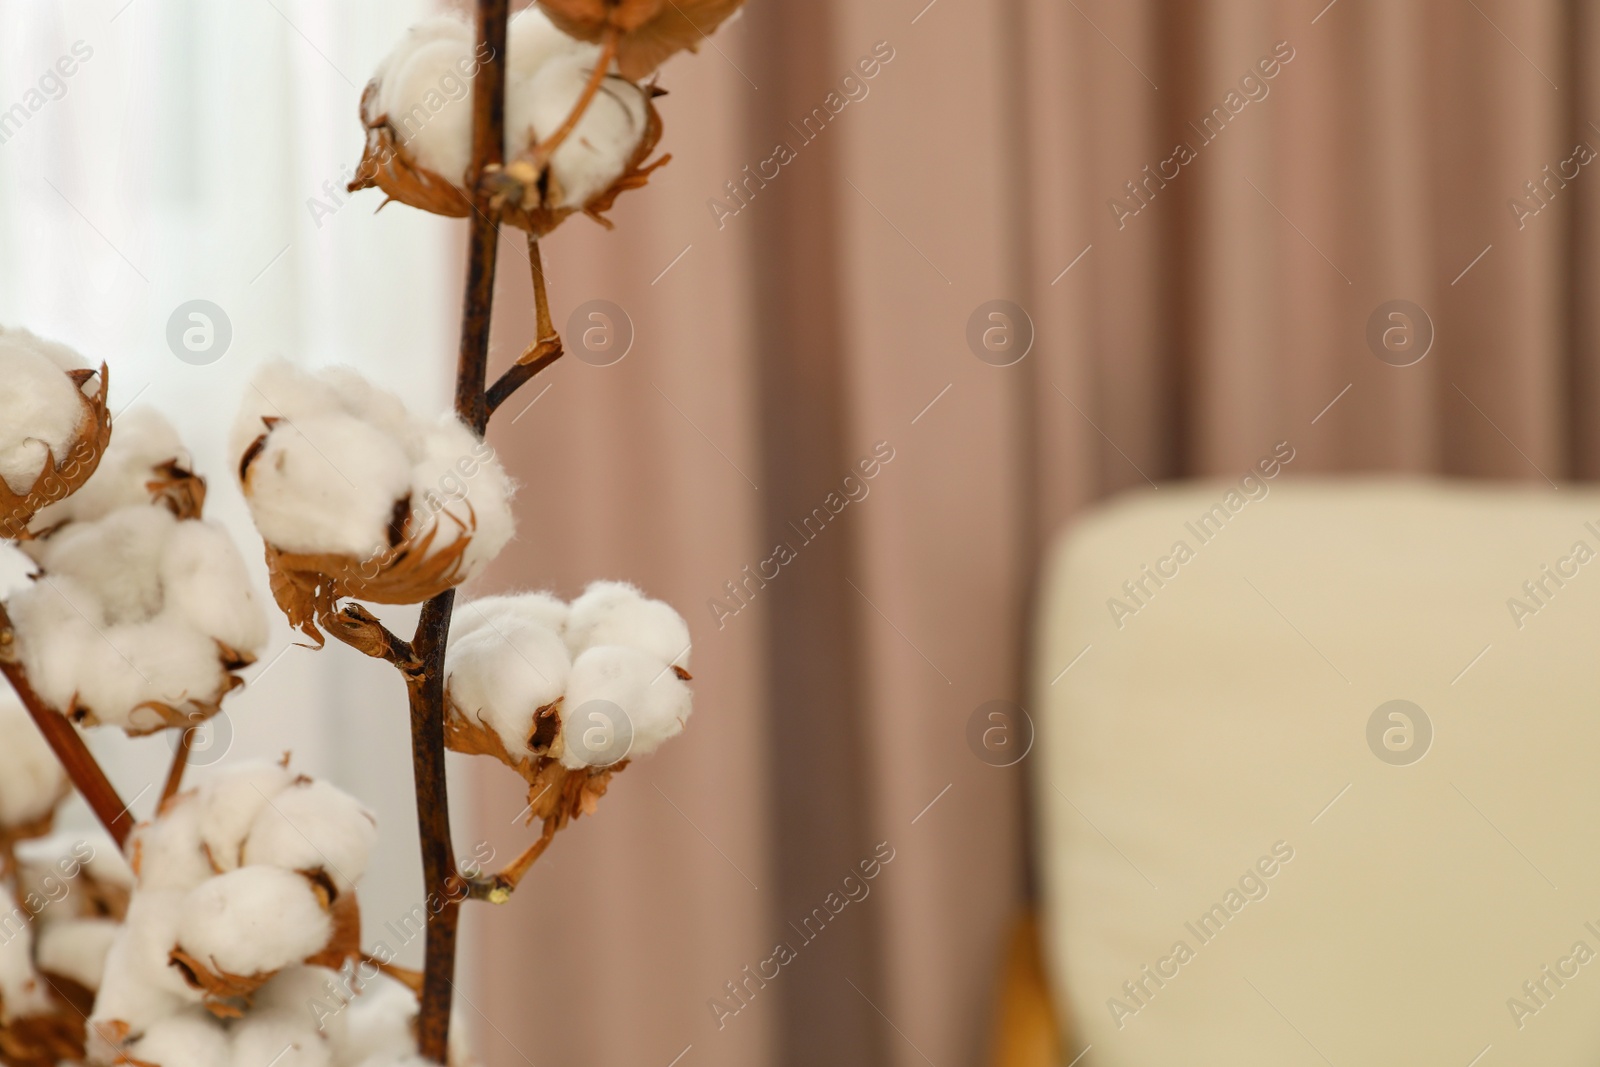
[467,817,559,903]
[0,606,133,849]
[412,0,508,1060]
[161,726,194,805]
[534,26,620,163]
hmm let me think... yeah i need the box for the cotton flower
[229,1008,333,1067]
[0,905,53,1022]
[562,644,690,767]
[26,405,197,539]
[446,592,572,759]
[564,579,690,668]
[195,761,297,873]
[353,11,661,231]
[6,505,268,732]
[233,362,514,628]
[0,327,93,495]
[0,692,68,837]
[90,890,207,1050]
[374,17,480,184]
[173,867,335,988]
[130,794,215,893]
[92,766,373,1061]
[240,778,377,893]
[33,918,120,992]
[123,1008,231,1067]
[509,50,649,209]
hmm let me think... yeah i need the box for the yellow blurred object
[988,911,1065,1067]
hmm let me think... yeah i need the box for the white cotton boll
[196,762,296,873]
[0,906,52,1022]
[89,897,199,1061]
[125,1009,232,1067]
[0,325,94,375]
[254,965,351,1046]
[230,362,411,481]
[241,779,377,891]
[15,834,121,914]
[514,53,647,208]
[564,580,691,669]
[333,975,418,1066]
[34,917,119,990]
[176,868,333,979]
[29,406,186,534]
[446,613,570,755]
[405,419,514,581]
[0,330,89,494]
[32,506,172,625]
[561,645,692,768]
[508,7,595,84]
[130,794,213,893]
[377,20,477,183]
[452,591,568,642]
[160,518,269,654]
[0,692,66,829]
[98,890,206,1005]
[230,1010,333,1067]
[244,413,414,559]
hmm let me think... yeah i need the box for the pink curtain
[468,1,1600,1064]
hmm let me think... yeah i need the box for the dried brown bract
[538,0,746,80]
[0,366,111,542]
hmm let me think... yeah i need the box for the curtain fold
[475,1,1600,1065]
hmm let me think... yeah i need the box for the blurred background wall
[4,1,1600,1066]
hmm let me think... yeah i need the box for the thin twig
[467,817,559,902]
[533,26,620,163]
[161,725,194,805]
[485,234,566,415]
[0,605,133,848]
[486,340,563,414]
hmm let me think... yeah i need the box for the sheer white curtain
[0,0,463,971]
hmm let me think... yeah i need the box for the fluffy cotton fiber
[565,580,690,669]
[7,505,268,729]
[513,50,648,208]
[446,592,571,755]
[374,11,646,208]
[0,692,68,830]
[124,1008,232,1067]
[195,761,297,873]
[0,326,92,495]
[233,361,514,583]
[562,644,690,767]
[175,866,334,980]
[447,583,692,769]
[28,405,187,535]
[241,778,377,892]
[92,767,384,1063]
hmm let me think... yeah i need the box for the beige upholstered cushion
[1035,479,1600,1065]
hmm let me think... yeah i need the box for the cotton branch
[486,236,565,414]
[466,816,559,902]
[410,0,510,1060]
[0,603,133,848]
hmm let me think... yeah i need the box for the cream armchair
[1025,479,1600,1066]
